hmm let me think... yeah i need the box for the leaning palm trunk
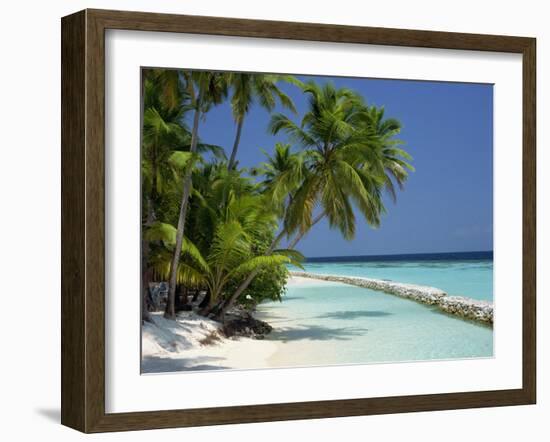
[211,229,286,321]
[213,211,325,321]
[164,92,203,319]
[228,118,244,170]
[287,211,326,249]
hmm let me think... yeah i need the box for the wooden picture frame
[61,8,536,433]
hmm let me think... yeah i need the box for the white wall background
[0,0,546,440]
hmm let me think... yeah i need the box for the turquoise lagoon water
[299,258,493,301]
[255,253,493,367]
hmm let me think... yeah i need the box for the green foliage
[143,143,299,308]
[238,263,289,307]
[228,73,300,122]
[224,229,291,307]
[269,81,413,244]
[148,196,297,308]
[141,69,412,318]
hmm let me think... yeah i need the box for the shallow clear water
[295,259,493,301]
[256,277,493,367]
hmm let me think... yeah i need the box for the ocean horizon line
[303,250,493,263]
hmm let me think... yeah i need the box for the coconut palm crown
[227,73,301,170]
[269,81,413,244]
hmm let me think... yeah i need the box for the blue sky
[195,74,493,258]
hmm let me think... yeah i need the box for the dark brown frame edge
[61,8,536,433]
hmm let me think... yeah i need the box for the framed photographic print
[61,9,536,433]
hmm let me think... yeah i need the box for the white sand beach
[141,276,317,373]
[141,312,278,373]
[284,275,341,287]
[142,274,493,373]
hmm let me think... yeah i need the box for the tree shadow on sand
[281,296,307,302]
[141,355,230,373]
[269,324,368,343]
[317,310,393,320]
[255,309,297,323]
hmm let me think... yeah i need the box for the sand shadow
[141,355,230,373]
[254,309,296,323]
[269,324,368,342]
[281,296,307,302]
[317,310,393,320]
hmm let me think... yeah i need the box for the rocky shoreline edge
[290,271,493,325]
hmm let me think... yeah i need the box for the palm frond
[228,254,292,278]
[272,248,305,268]
[269,113,318,148]
[144,221,177,244]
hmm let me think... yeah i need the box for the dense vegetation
[141,69,413,324]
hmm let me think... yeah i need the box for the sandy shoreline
[285,275,342,286]
[141,313,279,373]
[141,276,312,373]
[142,334,278,373]
[142,274,492,373]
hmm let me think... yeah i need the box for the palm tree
[270,81,413,249]
[219,82,370,317]
[212,144,307,321]
[227,73,300,170]
[141,72,226,215]
[142,108,188,208]
[255,143,306,209]
[286,107,414,249]
[142,108,183,321]
[146,192,302,322]
[361,105,413,201]
[268,81,382,242]
[141,70,228,320]
[141,70,190,321]
[251,143,311,242]
[164,72,228,319]
[218,82,413,316]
